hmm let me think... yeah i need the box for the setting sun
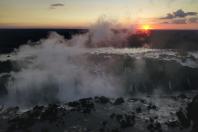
[141,24,152,31]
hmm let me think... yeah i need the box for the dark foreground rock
[113,97,125,105]
[176,109,190,128]
[0,94,196,132]
[186,95,198,132]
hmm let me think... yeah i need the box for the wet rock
[113,113,135,129]
[99,128,105,132]
[68,101,80,107]
[136,107,142,113]
[113,98,124,105]
[147,123,154,132]
[0,61,13,74]
[68,98,95,114]
[139,99,147,104]
[147,103,158,111]
[7,103,67,131]
[110,113,116,119]
[102,120,107,126]
[155,122,162,132]
[186,95,198,132]
[33,105,44,111]
[177,94,188,99]
[79,97,93,102]
[8,112,36,131]
[147,121,162,132]
[121,114,135,128]
[95,96,110,104]
[176,109,190,128]
[41,104,59,122]
[149,117,154,123]
[31,105,44,118]
[111,128,121,132]
[0,105,4,112]
[79,98,95,113]
[165,120,179,128]
[116,114,123,122]
[0,74,10,96]
[4,106,19,116]
[2,95,197,132]
[187,95,198,121]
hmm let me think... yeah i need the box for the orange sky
[0,0,198,29]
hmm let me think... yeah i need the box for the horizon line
[0,28,198,31]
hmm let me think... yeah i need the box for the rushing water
[0,27,198,106]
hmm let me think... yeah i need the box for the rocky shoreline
[0,93,197,132]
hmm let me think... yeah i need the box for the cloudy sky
[0,0,198,29]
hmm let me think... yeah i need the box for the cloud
[188,17,198,23]
[162,13,175,19]
[50,3,64,9]
[161,9,197,19]
[161,17,198,25]
[172,19,187,24]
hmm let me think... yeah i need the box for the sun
[137,24,153,34]
[141,24,152,31]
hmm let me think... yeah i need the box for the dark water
[0,29,198,53]
[150,30,198,50]
[0,29,87,53]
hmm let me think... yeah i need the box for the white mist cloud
[5,20,129,106]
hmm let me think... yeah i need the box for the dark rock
[177,94,188,99]
[154,116,158,120]
[140,99,147,104]
[5,106,19,116]
[113,113,135,129]
[110,113,116,119]
[101,120,108,126]
[95,96,110,104]
[68,101,80,107]
[121,114,135,128]
[0,74,10,96]
[155,122,162,130]
[99,128,105,132]
[79,98,95,113]
[165,120,179,128]
[68,98,95,114]
[111,128,121,132]
[147,121,162,132]
[187,95,198,121]
[116,114,123,122]
[147,103,158,111]
[176,109,190,128]
[186,95,198,132]
[29,106,44,119]
[136,107,142,113]
[149,118,154,123]
[8,111,36,131]
[79,97,93,102]
[40,104,62,122]
[33,105,44,111]
[0,61,13,74]
[113,98,124,105]
[147,123,154,132]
